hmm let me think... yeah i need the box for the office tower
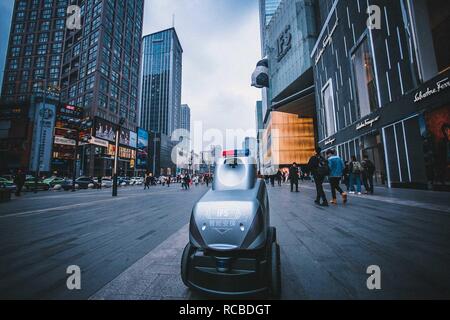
[140,28,183,136]
[60,0,144,130]
[180,104,190,133]
[258,0,281,56]
[0,1,14,91]
[1,0,69,102]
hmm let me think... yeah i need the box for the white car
[130,177,144,185]
[101,178,113,188]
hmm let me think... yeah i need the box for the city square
[1,181,449,300]
[0,0,449,304]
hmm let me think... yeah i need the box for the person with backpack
[349,155,362,194]
[308,147,329,206]
[361,155,376,194]
[326,149,348,205]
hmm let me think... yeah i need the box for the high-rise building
[258,0,281,130]
[140,28,183,136]
[254,0,318,174]
[1,0,69,102]
[60,0,144,131]
[0,2,14,91]
[180,104,191,133]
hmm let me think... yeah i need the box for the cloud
[143,0,261,149]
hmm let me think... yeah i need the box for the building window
[321,80,336,138]
[351,37,378,119]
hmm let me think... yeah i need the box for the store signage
[356,115,380,130]
[314,18,339,65]
[89,136,109,148]
[324,138,336,146]
[277,25,292,62]
[413,77,450,103]
[54,136,76,146]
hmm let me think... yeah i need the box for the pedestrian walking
[326,149,348,205]
[167,175,171,187]
[13,169,26,197]
[276,169,283,186]
[97,175,102,189]
[343,161,351,191]
[144,174,151,190]
[289,163,299,192]
[349,155,362,194]
[308,147,329,206]
[361,155,375,194]
[269,174,275,187]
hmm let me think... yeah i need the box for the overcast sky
[143,0,261,150]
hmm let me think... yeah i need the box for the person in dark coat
[308,147,329,206]
[276,169,283,186]
[14,169,26,197]
[289,163,299,192]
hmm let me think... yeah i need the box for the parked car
[75,177,98,189]
[24,178,50,191]
[43,176,66,188]
[118,177,130,186]
[1,175,14,182]
[130,177,144,185]
[61,179,79,191]
[0,177,16,191]
[101,178,113,188]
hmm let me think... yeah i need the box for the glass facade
[351,38,378,119]
[180,104,190,133]
[263,111,315,169]
[140,28,183,136]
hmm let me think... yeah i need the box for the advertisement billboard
[119,128,130,146]
[94,118,116,142]
[137,128,149,169]
[129,131,137,148]
[29,103,57,172]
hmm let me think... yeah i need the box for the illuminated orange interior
[263,111,315,166]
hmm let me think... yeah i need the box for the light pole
[112,117,126,197]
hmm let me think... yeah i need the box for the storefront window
[321,80,336,137]
[351,38,378,119]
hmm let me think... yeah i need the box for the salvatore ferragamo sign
[414,77,450,103]
[356,116,380,130]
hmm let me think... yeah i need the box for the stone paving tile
[90,183,450,300]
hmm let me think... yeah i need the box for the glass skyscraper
[140,28,183,136]
[180,104,191,133]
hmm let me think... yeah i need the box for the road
[0,185,207,299]
[1,182,449,299]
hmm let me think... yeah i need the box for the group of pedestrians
[306,147,376,206]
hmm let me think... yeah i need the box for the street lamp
[112,117,126,197]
